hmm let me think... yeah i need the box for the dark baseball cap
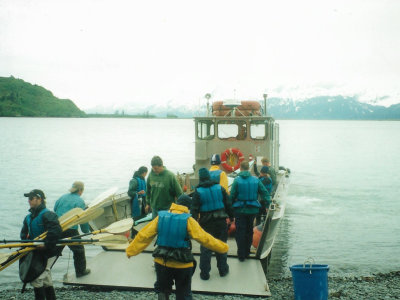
[24,189,46,199]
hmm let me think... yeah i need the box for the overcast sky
[1,0,399,109]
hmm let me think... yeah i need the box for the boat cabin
[193,100,280,180]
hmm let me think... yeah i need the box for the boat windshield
[197,120,215,140]
[218,121,247,140]
[250,120,267,140]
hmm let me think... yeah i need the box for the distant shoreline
[1,116,400,121]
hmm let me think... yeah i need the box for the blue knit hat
[210,154,221,165]
[198,168,210,180]
[260,166,269,174]
[177,194,192,209]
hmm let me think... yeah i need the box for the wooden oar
[0,248,33,270]
[0,252,11,262]
[0,205,104,270]
[68,218,133,239]
[2,218,133,246]
[61,208,104,232]
[0,188,115,271]
[58,207,84,224]
[0,235,128,249]
[0,234,128,268]
[75,233,128,245]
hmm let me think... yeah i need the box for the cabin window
[218,121,247,140]
[250,121,267,140]
[197,120,215,140]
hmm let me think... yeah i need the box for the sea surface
[0,118,399,288]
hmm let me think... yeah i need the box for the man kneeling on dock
[126,195,229,300]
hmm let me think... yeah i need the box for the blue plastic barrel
[290,263,329,300]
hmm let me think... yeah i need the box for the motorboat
[63,95,290,297]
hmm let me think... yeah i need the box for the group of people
[20,182,91,300]
[19,154,276,300]
[126,154,274,300]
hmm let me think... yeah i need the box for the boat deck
[67,170,290,297]
[63,250,270,297]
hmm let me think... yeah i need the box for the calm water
[0,118,399,287]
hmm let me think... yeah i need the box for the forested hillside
[0,76,85,117]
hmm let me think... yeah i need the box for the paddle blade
[61,208,104,231]
[94,234,128,245]
[58,207,84,224]
[103,218,133,234]
[84,233,129,245]
[0,248,32,269]
[0,252,11,263]
[88,187,118,208]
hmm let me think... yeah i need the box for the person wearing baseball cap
[20,189,62,299]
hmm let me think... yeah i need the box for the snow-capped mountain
[84,95,400,120]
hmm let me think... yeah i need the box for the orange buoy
[227,219,236,236]
[252,225,263,248]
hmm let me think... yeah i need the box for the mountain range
[89,96,400,120]
[1,76,399,119]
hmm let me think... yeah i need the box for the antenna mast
[263,93,268,116]
[205,93,211,117]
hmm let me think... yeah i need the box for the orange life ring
[221,148,245,172]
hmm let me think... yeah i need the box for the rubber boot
[34,287,46,300]
[44,286,56,300]
[157,292,169,300]
[76,268,91,278]
[72,246,88,277]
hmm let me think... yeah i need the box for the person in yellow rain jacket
[126,194,229,300]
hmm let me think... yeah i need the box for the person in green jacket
[146,156,183,219]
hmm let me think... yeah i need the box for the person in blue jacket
[128,166,148,219]
[54,181,91,277]
[230,161,271,261]
[255,166,273,225]
[259,166,273,195]
[191,168,233,280]
[21,189,62,300]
